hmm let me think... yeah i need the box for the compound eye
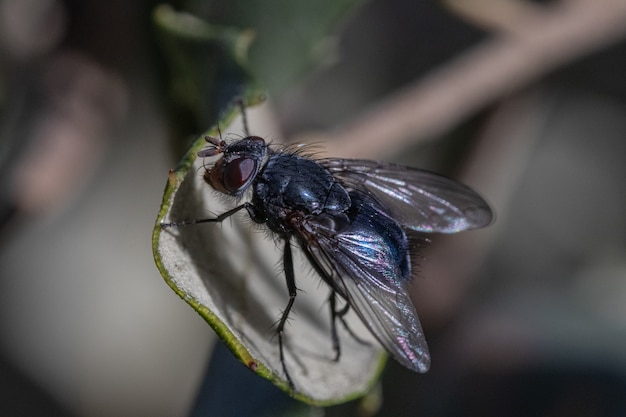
[223,157,257,193]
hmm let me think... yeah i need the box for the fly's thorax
[253,153,351,216]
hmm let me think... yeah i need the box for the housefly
[161,103,493,389]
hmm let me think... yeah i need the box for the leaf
[179,0,365,95]
[153,0,364,150]
[152,99,386,405]
[153,4,259,152]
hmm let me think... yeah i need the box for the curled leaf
[152,101,386,404]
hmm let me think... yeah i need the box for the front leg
[160,203,252,228]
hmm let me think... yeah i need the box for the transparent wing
[297,218,431,373]
[320,158,493,233]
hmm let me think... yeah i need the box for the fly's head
[198,135,268,197]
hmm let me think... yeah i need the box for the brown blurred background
[0,0,625,416]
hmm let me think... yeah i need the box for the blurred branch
[442,0,546,34]
[286,0,626,329]
[303,0,626,159]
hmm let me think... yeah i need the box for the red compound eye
[222,157,257,193]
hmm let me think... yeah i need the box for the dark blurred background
[0,0,625,416]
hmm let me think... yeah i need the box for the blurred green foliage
[153,0,363,154]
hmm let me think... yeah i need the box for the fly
[161,102,493,390]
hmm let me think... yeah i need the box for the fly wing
[297,219,431,373]
[320,158,493,233]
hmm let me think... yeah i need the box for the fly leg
[277,237,297,390]
[160,203,251,228]
[329,291,370,362]
[329,291,343,361]
[235,97,250,136]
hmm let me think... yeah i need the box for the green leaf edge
[152,95,388,405]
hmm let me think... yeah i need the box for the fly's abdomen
[342,192,412,283]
